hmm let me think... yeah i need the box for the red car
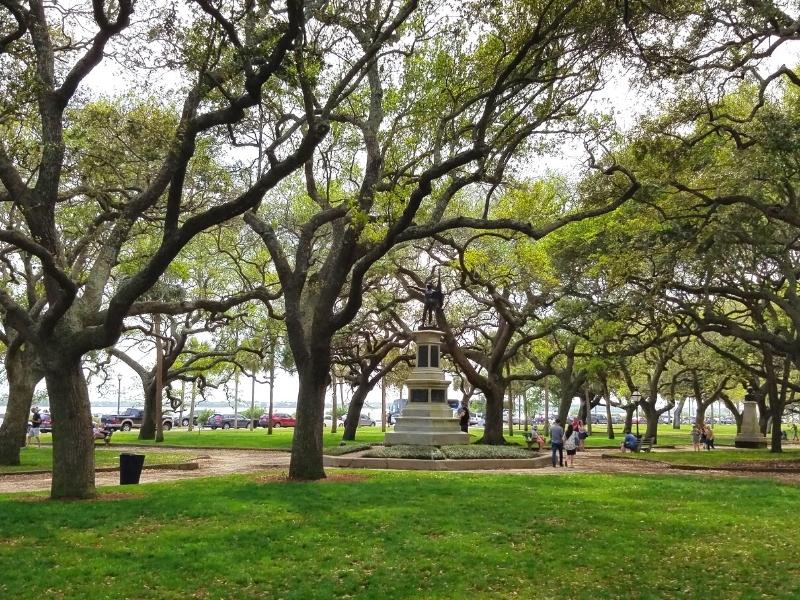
[259,413,296,428]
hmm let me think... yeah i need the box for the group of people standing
[549,417,588,467]
[690,424,715,451]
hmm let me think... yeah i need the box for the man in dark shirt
[549,418,564,467]
[28,408,42,448]
[457,401,470,433]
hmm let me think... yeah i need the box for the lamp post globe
[117,374,122,414]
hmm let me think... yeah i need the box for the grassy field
[102,426,400,449]
[1,469,798,599]
[0,447,196,474]
[26,423,794,452]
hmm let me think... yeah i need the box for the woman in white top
[563,423,580,467]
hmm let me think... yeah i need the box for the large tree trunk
[623,405,635,434]
[139,378,157,439]
[720,394,742,433]
[672,398,685,429]
[289,350,330,480]
[342,384,370,441]
[643,410,659,442]
[0,345,42,465]
[44,355,95,499]
[478,378,506,445]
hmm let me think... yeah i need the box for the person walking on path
[27,408,42,448]
[691,425,701,452]
[550,419,565,467]
[792,423,798,442]
[578,421,588,451]
[703,425,715,450]
[563,423,580,467]
[457,400,470,433]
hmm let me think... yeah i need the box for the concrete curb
[323,455,552,471]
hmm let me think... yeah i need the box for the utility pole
[585,388,592,436]
[116,374,122,415]
[381,373,387,433]
[543,379,550,437]
[154,313,164,443]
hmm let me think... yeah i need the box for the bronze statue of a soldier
[413,276,444,329]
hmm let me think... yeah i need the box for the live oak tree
[0,0,399,498]
[398,229,565,445]
[334,275,412,440]
[243,1,650,477]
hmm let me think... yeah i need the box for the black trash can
[119,453,145,485]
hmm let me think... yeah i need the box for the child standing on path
[578,421,588,451]
[691,425,701,451]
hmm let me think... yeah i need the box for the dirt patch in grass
[715,460,800,472]
[12,492,144,503]
[255,472,371,484]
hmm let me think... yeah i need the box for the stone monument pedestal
[385,329,469,447]
[735,400,768,448]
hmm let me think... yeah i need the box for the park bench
[635,437,654,453]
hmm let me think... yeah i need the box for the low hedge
[440,445,535,459]
[361,444,537,460]
[362,445,446,459]
[324,443,373,456]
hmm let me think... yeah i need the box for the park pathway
[3,446,800,494]
[0,446,292,494]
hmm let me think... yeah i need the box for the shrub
[325,444,373,456]
[362,445,445,459]
[440,445,534,459]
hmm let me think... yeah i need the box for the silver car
[339,413,376,427]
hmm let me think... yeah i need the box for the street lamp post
[631,389,642,438]
[117,374,122,414]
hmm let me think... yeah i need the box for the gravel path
[3,446,800,494]
[0,446,291,494]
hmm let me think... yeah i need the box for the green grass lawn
[1,470,798,599]
[0,447,196,474]
[30,423,790,453]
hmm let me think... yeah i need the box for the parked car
[174,415,198,427]
[339,414,376,427]
[469,415,485,426]
[39,412,53,433]
[259,413,296,428]
[102,408,173,431]
[206,414,252,429]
